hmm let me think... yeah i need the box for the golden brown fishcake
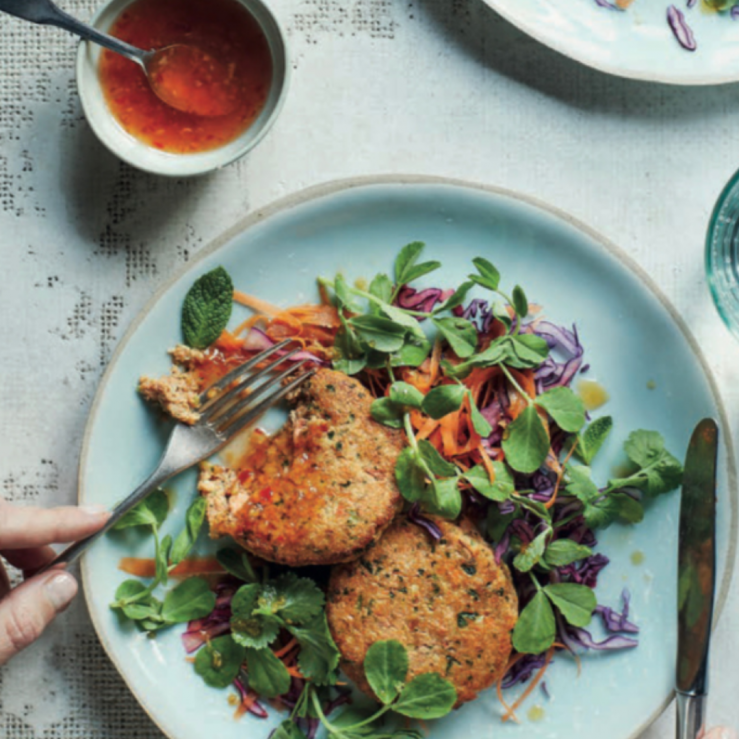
[326,516,518,707]
[198,368,405,567]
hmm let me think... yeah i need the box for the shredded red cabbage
[243,328,327,364]
[667,5,697,50]
[408,503,442,540]
[501,652,551,689]
[595,589,639,634]
[396,286,452,316]
[182,583,236,653]
[234,675,269,718]
[559,553,610,589]
[565,627,639,651]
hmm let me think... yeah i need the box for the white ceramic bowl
[76,0,289,176]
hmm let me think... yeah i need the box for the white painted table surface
[0,0,738,736]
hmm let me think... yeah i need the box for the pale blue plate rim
[78,174,738,739]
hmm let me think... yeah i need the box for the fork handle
[676,692,707,739]
[37,464,174,576]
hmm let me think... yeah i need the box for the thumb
[0,570,78,666]
[705,730,739,739]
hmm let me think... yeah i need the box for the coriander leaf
[289,612,341,686]
[231,583,281,648]
[565,464,600,504]
[463,463,514,502]
[543,583,596,628]
[194,635,245,689]
[428,477,463,520]
[501,406,549,474]
[467,391,493,437]
[371,398,405,429]
[263,573,325,625]
[182,266,234,350]
[273,721,308,739]
[417,439,458,477]
[161,577,216,624]
[216,548,257,583]
[512,285,528,318]
[576,416,613,465]
[389,382,424,409]
[513,528,549,573]
[393,673,457,719]
[349,316,407,353]
[113,488,169,531]
[395,448,428,503]
[543,540,593,567]
[535,387,586,434]
[613,430,683,496]
[434,281,474,314]
[469,257,500,291]
[512,590,556,654]
[369,273,393,305]
[615,493,645,524]
[245,647,292,697]
[431,317,477,359]
[582,495,622,530]
[170,497,207,566]
[363,639,409,704]
[422,384,467,419]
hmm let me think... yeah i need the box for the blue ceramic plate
[490,0,739,85]
[80,177,737,739]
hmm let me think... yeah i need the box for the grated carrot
[118,556,224,578]
[273,638,298,659]
[502,647,555,723]
[429,338,442,386]
[233,290,282,317]
[496,653,525,723]
[545,439,579,509]
[478,444,497,483]
[234,690,260,719]
[286,665,304,679]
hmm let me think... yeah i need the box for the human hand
[0,499,109,666]
[705,728,738,739]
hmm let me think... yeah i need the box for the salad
[109,243,683,735]
[594,0,739,52]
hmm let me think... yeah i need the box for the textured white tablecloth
[1,0,738,736]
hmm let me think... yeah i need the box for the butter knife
[676,418,718,739]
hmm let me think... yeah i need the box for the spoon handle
[0,0,147,65]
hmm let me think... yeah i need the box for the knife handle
[676,692,707,739]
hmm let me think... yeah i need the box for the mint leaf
[512,285,528,318]
[543,540,593,567]
[161,577,216,624]
[463,462,514,502]
[501,406,549,474]
[469,257,500,291]
[513,528,549,573]
[393,673,457,719]
[113,488,169,531]
[535,387,586,434]
[289,612,341,686]
[363,639,409,704]
[170,497,206,566]
[193,635,245,688]
[543,583,596,628]
[576,416,613,465]
[512,590,556,654]
[422,384,466,419]
[431,317,477,358]
[245,647,292,697]
[182,266,233,350]
[388,382,424,409]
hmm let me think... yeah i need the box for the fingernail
[80,504,109,517]
[720,729,739,739]
[44,572,78,612]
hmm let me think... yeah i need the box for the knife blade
[676,417,718,739]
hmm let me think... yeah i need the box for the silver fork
[41,340,316,573]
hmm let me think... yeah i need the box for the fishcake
[326,516,518,706]
[199,369,404,566]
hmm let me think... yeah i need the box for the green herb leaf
[535,387,586,434]
[421,384,467,419]
[428,477,463,520]
[417,440,458,477]
[513,528,550,573]
[611,430,683,496]
[575,416,613,465]
[393,338,432,368]
[543,540,593,567]
[363,639,409,704]
[193,635,245,689]
[231,583,281,648]
[431,317,477,358]
[512,590,556,655]
[512,285,528,318]
[463,462,514,502]
[469,257,500,291]
[334,274,362,313]
[155,533,172,587]
[395,447,427,503]
[122,596,163,622]
[394,242,440,287]
[111,579,150,608]
[349,316,407,353]
[501,406,549,474]
[245,647,292,697]
[370,398,405,429]
[260,573,325,625]
[543,583,596,627]
[181,266,234,350]
[467,391,493,437]
[393,673,457,719]
[161,577,217,624]
[508,334,549,367]
[112,488,169,531]
[289,612,341,686]
[170,497,207,566]
[434,281,474,314]
[273,721,308,739]
[369,273,394,305]
[216,548,257,583]
[491,301,512,331]
[388,382,424,409]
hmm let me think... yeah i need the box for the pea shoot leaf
[392,673,457,719]
[273,721,308,739]
[543,540,593,567]
[421,384,467,419]
[392,338,432,368]
[388,382,424,409]
[161,577,216,624]
[469,257,500,291]
[512,285,528,318]
[370,398,405,429]
[433,281,474,314]
[181,266,234,350]
[348,316,407,353]
[543,583,596,628]
[289,612,341,686]
[467,391,493,437]
[170,497,207,566]
[394,242,440,287]
[513,528,550,573]
[417,440,458,477]
[363,639,409,704]
[369,273,393,305]
[463,462,514,502]
[245,647,292,697]
[193,635,245,689]
[535,387,586,434]
[501,406,550,474]
[395,447,428,503]
[427,477,462,520]
[512,590,556,655]
[431,317,477,358]
[113,488,169,531]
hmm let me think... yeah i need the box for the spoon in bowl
[0,0,238,117]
